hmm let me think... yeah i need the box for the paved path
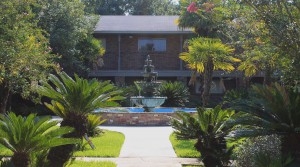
[52,117,200,166]
[96,126,200,167]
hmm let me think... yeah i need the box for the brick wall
[95,34,189,71]
[99,111,196,126]
[100,112,174,126]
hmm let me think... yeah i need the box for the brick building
[90,15,263,94]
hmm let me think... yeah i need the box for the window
[138,38,166,52]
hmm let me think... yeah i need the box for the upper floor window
[138,38,166,52]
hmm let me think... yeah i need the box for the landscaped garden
[1,0,300,167]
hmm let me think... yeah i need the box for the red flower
[187,2,198,13]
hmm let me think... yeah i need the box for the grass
[67,160,116,167]
[74,129,125,157]
[169,132,200,158]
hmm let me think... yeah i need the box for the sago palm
[227,83,300,164]
[0,112,78,167]
[37,71,124,166]
[157,81,190,107]
[171,106,235,167]
[180,37,239,106]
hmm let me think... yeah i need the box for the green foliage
[171,106,235,167]
[233,0,300,88]
[82,0,179,15]
[227,83,300,163]
[180,37,239,106]
[227,83,300,138]
[0,112,79,167]
[87,114,106,137]
[178,0,233,37]
[180,37,238,73]
[169,133,200,158]
[37,72,124,166]
[127,0,180,15]
[157,81,190,107]
[222,88,249,107]
[37,0,102,77]
[0,0,57,113]
[232,135,281,167]
[38,72,125,118]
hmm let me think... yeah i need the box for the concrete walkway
[92,126,200,167]
[51,116,200,166]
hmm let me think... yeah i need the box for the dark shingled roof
[94,15,193,34]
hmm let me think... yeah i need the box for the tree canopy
[37,0,102,77]
[0,0,57,114]
[82,0,180,15]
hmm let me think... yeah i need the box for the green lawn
[67,160,116,167]
[169,133,200,158]
[74,130,125,157]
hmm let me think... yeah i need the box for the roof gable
[94,15,193,34]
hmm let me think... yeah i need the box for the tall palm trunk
[47,112,88,167]
[202,57,214,107]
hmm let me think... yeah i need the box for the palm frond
[0,112,79,154]
[37,72,125,117]
[228,83,300,137]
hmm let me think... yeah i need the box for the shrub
[87,114,106,137]
[171,106,235,167]
[157,81,190,107]
[233,135,281,167]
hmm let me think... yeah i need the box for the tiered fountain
[130,55,166,112]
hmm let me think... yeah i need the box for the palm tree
[227,83,300,164]
[171,106,235,167]
[180,37,239,106]
[37,71,125,166]
[0,112,78,167]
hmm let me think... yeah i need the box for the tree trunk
[47,112,87,167]
[195,138,223,167]
[11,152,30,167]
[202,57,214,107]
[0,82,10,114]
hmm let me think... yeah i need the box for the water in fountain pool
[95,107,197,113]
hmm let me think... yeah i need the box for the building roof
[94,15,193,34]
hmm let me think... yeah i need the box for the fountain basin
[130,96,167,112]
[94,107,196,126]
